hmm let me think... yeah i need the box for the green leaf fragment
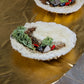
[60,0,68,3]
[17,26,26,30]
[49,0,68,3]
[49,0,54,1]
[41,37,53,47]
[11,26,34,50]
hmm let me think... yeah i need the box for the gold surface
[0,0,84,84]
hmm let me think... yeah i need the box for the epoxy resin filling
[11,26,65,53]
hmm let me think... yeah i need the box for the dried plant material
[1,39,9,48]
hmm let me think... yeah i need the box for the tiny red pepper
[51,45,55,50]
[65,2,70,6]
[69,0,72,2]
[33,44,39,47]
[69,0,72,3]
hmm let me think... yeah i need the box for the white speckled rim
[34,0,84,14]
[10,21,77,61]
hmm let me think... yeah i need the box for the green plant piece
[41,37,53,47]
[49,0,54,1]
[60,0,68,3]
[11,26,34,50]
[17,26,26,30]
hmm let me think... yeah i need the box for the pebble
[52,4,58,7]
[71,0,74,3]
[46,1,50,5]
[60,3,65,6]
[43,46,51,53]
[49,0,61,6]
[37,46,43,52]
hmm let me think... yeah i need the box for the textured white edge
[51,80,59,84]
[10,21,77,61]
[34,0,84,14]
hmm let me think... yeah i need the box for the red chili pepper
[33,44,39,47]
[70,0,72,1]
[69,0,72,2]
[65,2,70,6]
[51,45,55,50]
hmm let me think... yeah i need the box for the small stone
[46,1,50,5]
[49,0,61,6]
[52,4,58,7]
[43,46,51,53]
[60,3,65,6]
[71,0,74,3]
[37,46,43,52]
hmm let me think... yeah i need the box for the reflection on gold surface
[12,48,76,83]
[33,6,83,26]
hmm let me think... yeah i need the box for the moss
[60,0,68,3]
[11,26,34,50]
[41,37,53,47]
